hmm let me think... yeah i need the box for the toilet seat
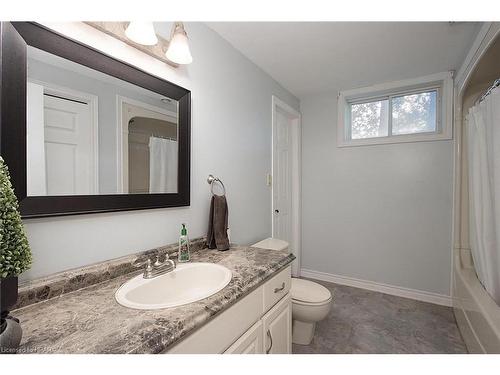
[291,278,332,305]
[293,296,332,307]
[251,238,289,251]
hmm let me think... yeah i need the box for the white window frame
[337,71,453,147]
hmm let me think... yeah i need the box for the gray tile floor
[292,279,468,354]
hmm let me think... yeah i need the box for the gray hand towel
[207,195,230,251]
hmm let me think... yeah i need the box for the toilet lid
[251,238,289,251]
[291,278,332,304]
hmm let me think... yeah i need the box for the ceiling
[207,22,481,99]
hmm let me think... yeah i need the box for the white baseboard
[300,268,452,307]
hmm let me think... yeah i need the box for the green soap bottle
[178,223,190,262]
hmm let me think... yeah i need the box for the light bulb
[125,22,158,46]
[165,23,193,65]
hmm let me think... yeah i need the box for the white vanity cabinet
[224,321,264,354]
[262,294,292,354]
[167,265,292,354]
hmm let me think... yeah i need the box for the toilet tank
[251,238,289,252]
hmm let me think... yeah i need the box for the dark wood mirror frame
[0,22,191,218]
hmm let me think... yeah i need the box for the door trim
[115,95,178,194]
[271,95,301,276]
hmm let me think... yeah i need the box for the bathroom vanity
[168,265,291,353]
[12,241,294,354]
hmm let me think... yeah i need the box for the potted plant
[0,156,32,353]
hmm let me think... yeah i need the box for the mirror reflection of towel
[207,195,230,251]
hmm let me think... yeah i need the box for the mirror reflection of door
[120,100,178,194]
[27,81,98,196]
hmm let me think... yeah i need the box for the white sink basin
[115,262,232,310]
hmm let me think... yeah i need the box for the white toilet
[251,238,333,345]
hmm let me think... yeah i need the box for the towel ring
[207,174,226,196]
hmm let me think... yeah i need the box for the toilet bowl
[290,278,332,345]
[251,238,333,345]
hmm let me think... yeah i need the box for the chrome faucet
[134,253,176,279]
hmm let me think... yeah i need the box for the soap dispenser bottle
[178,223,190,262]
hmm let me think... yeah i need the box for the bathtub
[453,247,500,353]
[452,22,500,354]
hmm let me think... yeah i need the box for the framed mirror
[0,22,191,218]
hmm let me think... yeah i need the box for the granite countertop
[12,245,294,354]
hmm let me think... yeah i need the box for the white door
[273,108,293,242]
[43,94,94,195]
[224,321,264,354]
[262,294,292,354]
[272,96,301,276]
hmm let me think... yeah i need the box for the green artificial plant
[0,156,31,278]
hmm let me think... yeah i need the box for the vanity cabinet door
[262,293,292,354]
[224,321,264,354]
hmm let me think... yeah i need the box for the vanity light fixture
[165,22,193,65]
[125,22,158,46]
[87,22,192,67]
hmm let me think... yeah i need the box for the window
[338,72,452,147]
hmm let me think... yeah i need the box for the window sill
[337,131,453,148]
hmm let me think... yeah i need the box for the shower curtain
[149,136,178,193]
[467,86,500,305]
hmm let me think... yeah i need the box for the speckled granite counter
[12,245,294,354]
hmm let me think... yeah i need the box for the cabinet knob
[275,209,279,214]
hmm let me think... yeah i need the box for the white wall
[300,93,454,296]
[20,22,299,281]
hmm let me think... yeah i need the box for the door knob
[275,209,279,214]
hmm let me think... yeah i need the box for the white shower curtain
[467,86,500,305]
[149,136,178,193]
